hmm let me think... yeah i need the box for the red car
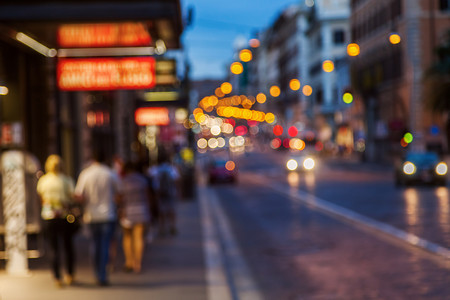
[207,158,237,184]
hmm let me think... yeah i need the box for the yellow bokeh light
[221,82,233,94]
[302,85,313,96]
[230,62,243,75]
[215,87,225,98]
[239,49,252,62]
[256,93,266,103]
[193,108,203,115]
[249,39,260,48]
[208,96,219,106]
[269,85,281,97]
[389,33,401,45]
[0,86,9,95]
[347,43,360,56]
[289,79,301,91]
[343,92,353,104]
[265,112,275,124]
[322,60,335,72]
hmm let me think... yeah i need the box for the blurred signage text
[58,22,152,48]
[135,107,170,126]
[57,57,156,91]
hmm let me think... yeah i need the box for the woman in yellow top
[37,154,76,287]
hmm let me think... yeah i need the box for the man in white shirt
[75,150,120,286]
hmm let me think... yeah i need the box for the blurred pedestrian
[74,150,120,286]
[118,161,152,273]
[36,154,77,287]
[150,151,180,236]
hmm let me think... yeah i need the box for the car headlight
[303,157,315,170]
[435,162,448,175]
[286,159,298,171]
[402,161,416,175]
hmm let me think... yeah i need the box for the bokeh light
[208,138,219,149]
[289,79,301,91]
[288,126,298,137]
[197,138,207,149]
[403,132,413,144]
[249,39,260,48]
[239,49,252,62]
[230,62,244,75]
[235,125,248,136]
[221,82,232,94]
[322,60,335,72]
[0,86,8,95]
[210,125,221,136]
[270,138,281,149]
[256,93,266,103]
[265,113,276,124]
[302,85,313,96]
[347,43,360,56]
[225,161,236,171]
[215,87,225,98]
[270,85,281,97]
[273,125,283,136]
[343,92,353,104]
[389,33,401,45]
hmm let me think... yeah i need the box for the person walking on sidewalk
[118,161,152,273]
[75,150,120,286]
[150,151,180,236]
[37,154,77,287]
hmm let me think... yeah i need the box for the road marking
[246,173,450,261]
[199,185,263,300]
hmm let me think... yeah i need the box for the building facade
[351,0,450,161]
[0,0,184,176]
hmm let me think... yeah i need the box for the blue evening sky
[181,0,301,80]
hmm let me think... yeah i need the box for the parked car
[207,157,238,184]
[285,152,316,172]
[394,151,448,186]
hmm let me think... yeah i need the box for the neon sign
[135,107,170,126]
[57,57,156,91]
[58,23,152,48]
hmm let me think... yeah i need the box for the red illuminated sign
[58,23,152,48]
[57,57,156,91]
[135,107,170,126]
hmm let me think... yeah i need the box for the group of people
[36,150,179,287]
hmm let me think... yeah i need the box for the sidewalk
[0,199,207,300]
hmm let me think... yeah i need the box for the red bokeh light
[288,126,298,137]
[315,141,324,151]
[273,125,283,136]
[271,138,281,149]
[235,125,248,136]
[225,118,236,127]
[283,138,290,148]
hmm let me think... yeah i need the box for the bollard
[1,151,29,275]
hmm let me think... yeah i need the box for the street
[204,149,450,299]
